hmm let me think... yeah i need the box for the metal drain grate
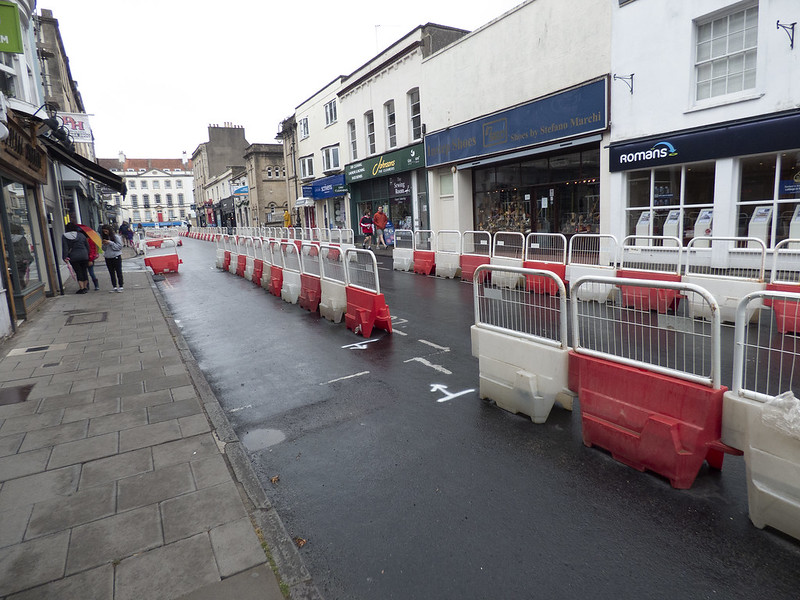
[0,384,34,406]
[6,343,69,357]
[66,311,108,325]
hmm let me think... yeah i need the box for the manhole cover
[66,312,108,326]
[0,384,34,406]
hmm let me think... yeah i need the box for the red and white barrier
[280,241,301,304]
[435,230,461,279]
[566,233,619,302]
[267,240,283,297]
[413,229,436,275]
[251,237,265,287]
[523,232,567,294]
[616,235,682,313]
[144,238,181,275]
[490,231,525,288]
[569,275,740,489]
[215,234,226,269]
[344,248,392,337]
[471,264,574,423]
[299,242,322,313]
[393,229,414,271]
[765,239,800,333]
[460,231,491,282]
[722,290,800,541]
[319,244,348,323]
[234,235,248,277]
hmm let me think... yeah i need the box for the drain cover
[0,384,34,406]
[66,312,108,325]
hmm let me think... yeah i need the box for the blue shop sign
[305,173,346,200]
[424,78,607,168]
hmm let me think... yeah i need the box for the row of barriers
[209,232,391,338]
[185,226,355,247]
[471,263,800,542]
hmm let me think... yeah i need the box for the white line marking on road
[404,357,452,374]
[419,339,450,352]
[322,371,370,385]
[393,330,408,336]
[342,339,379,349]
[430,384,475,403]
[229,404,253,413]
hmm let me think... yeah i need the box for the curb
[148,271,323,600]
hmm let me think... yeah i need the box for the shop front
[301,173,348,230]
[608,110,800,248]
[424,78,608,236]
[345,143,426,237]
[0,111,49,327]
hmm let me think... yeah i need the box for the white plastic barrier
[566,233,619,303]
[616,236,683,313]
[683,237,766,323]
[490,231,525,289]
[471,264,573,423]
[319,244,347,323]
[435,230,461,279]
[461,231,492,282]
[299,242,322,312]
[263,239,281,293]
[331,228,356,255]
[393,229,414,271]
[413,230,436,275]
[280,241,302,304]
[722,291,800,541]
[771,239,800,285]
[523,233,567,293]
[243,237,255,281]
[215,233,226,269]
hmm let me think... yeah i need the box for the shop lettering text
[372,155,396,175]
[618,141,678,165]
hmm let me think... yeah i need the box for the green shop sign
[0,2,22,54]
[345,143,424,183]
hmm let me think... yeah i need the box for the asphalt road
[155,238,800,600]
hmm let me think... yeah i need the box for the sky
[37,0,525,160]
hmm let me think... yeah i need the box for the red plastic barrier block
[460,255,491,282]
[268,265,283,297]
[345,287,393,337]
[327,247,341,261]
[235,254,247,277]
[222,251,231,271]
[145,255,180,274]
[299,274,322,313]
[253,259,264,287]
[523,261,566,294]
[413,250,436,275]
[145,239,164,248]
[570,351,740,489]
[616,270,682,313]
[765,282,800,334]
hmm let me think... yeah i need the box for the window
[299,117,309,139]
[300,155,314,179]
[695,5,758,101]
[143,194,150,208]
[176,180,183,188]
[282,167,286,177]
[267,167,272,178]
[322,145,340,172]
[324,99,337,126]
[164,180,171,189]
[153,181,160,189]
[364,111,376,155]
[408,88,422,141]
[154,194,161,205]
[178,193,184,205]
[736,152,800,246]
[131,194,139,207]
[180,209,186,218]
[140,180,148,189]
[0,53,18,98]
[385,100,397,148]
[133,210,140,221]
[348,120,358,160]
[127,180,135,189]
[167,194,173,206]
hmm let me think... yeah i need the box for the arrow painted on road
[430,384,475,403]
[342,339,379,350]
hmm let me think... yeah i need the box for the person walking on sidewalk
[360,209,374,249]
[87,237,100,291]
[119,221,131,247]
[373,206,388,249]
[62,222,90,294]
[101,224,124,292]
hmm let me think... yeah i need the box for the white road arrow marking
[429,384,475,403]
[342,339,379,350]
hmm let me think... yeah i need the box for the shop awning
[294,197,314,207]
[40,137,126,194]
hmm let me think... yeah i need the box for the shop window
[322,145,340,172]
[625,162,714,243]
[324,99,337,126]
[408,88,422,141]
[695,5,758,101]
[384,100,397,149]
[299,117,309,139]
[364,111,376,155]
[299,155,314,179]
[2,181,40,291]
[737,152,800,245]
[348,119,358,160]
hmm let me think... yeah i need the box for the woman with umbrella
[61,222,91,294]
[76,223,102,291]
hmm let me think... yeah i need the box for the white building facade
[609,0,800,247]
[422,0,612,236]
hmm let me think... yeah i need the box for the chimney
[118,151,125,165]
[182,151,188,166]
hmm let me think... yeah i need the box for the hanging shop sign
[345,143,424,183]
[233,186,249,196]
[1,113,46,183]
[302,173,347,200]
[0,1,23,54]
[424,78,607,168]
[57,112,93,144]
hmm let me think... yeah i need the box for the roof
[97,158,193,171]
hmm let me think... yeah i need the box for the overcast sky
[37,0,524,160]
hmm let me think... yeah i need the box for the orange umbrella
[76,223,102,250]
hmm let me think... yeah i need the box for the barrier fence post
[344,248,392,337]
[319,244,348,323]
[299,242,322,313]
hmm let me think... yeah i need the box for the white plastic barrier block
[722,391,800,541]
[281,270,301,304]
[320,279,347,323]
[228,252,239,275]
[471,326,573,423]
[435,252,461,279]
[566,264,614,302]
[244,257,254,281]
[489,256,523,289]
[215,248,225,270]
[393,247,414,271]
[683,275,764,323]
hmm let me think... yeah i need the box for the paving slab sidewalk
[0,267,317,599]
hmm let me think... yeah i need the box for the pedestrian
[283,209,291,228]
[186,221,192,233]
[119,221,131,247]
[359,209,374,249]
[87,235,100,290]
[61,222,90,294]
[100,224,124,292]
[373,206,388,249]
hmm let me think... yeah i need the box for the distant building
[99,153,194,225]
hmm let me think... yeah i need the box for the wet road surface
[155,238,800,600]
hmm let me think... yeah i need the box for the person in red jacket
[373,206,388,249]
[359,209,374,249]
[87,233,100,290]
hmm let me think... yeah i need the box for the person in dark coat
[62,222,91,294]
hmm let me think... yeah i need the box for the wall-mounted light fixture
[777,20,796,49]
[613,73,634,95]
